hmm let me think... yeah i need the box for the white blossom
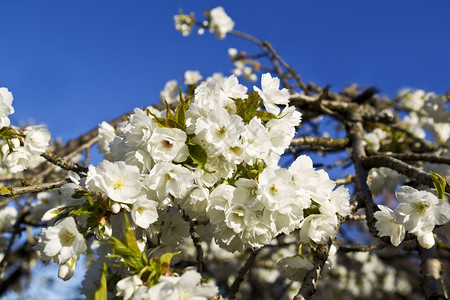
[0,87,14,128]
[394,186,450,234]
[131,197,159,229]
[97,121,116,154]
[0,206,18,233]
[364,128,387,152]
[116,275,144,300]
[34,217,86,264]
[3,144,30,173]
[146,163,194,203]
[23,125,51,154]
[374,205,405,246]
[209,6,234,39]
[148,127,188,163]
[160,80,179,105]
[184,70,202,85]
[299,213,338,245]
[277,255,314,281]
[86,160,143,204]
[148,269,218,300]
[253,73,290,115]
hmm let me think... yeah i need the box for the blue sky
[1,1,449,297]
[1,0,449,143]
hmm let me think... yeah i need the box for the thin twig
[228,249,260,300]
[291,136,349,150]
[0,179,68,202]
[383,153,450,165]
[41,152,88,174]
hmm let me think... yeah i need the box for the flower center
[113,177,127,191]
[269,184,278,196]
[413,202,430,214]
[162,139,173,149]
[136,206,145,215]
[216,126,226,138]
[60,230,75,246]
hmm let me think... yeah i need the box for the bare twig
[41,151,88,174]
[384,153,450,165]
[228,249,260,300]
[339,244,385,253]
[0,179,68,202]
[291,136,349,150]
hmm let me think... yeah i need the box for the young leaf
[91,263,107,300]
[123,213,141,256]
[429,171,447,200]
[188,144,208,169]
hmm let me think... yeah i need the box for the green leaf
[244,92,261,118]
[254,111,277,122]
[91,263,107,300]
[160,251,181,266]
[429,171,447,200]
[123,214,141,256]
[146,107,183,130]
[188,144,208,169]
[174,91,192,130]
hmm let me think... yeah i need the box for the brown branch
[189,222,204,275]
[55,112,131,157]
[289,93,350,113]
[418,245,447,300]
[344,213,366,222]
[41,151,88,174]
[361,155,450,193]
[0,179,68,202]
[228,249,260,300]
[334,175,354,185]
[293,243,331,300]
[386,153,450,165]
[261,41,309,94]
[347,105,380,237]
[291,136,349,150]
[339,244,385,253]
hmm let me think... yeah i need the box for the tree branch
[419,245,447,300]
[290,136,349,150]
[228,249,260,300]
[361,155,450,193]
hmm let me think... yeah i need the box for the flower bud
[58,258,75,281]
[110,202,121,214]
[41,207,64,221]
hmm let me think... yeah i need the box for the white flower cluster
[364,128,387,153]
[0,87,14,128]
[398,89,450,144]
[208,155,350,252]
[208,6,234,39]
[1,125,51,173]
[173,11,195,37]
[0,88,51,174]
[34,72,350,294]
[34,217,87,280]
[174,6,234,40]
[375,186,450,248]
[116,269,218,300]
[317,251,412,299]
[91,72,349,254]
[228,48,258,82]
[367,167,406,196]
